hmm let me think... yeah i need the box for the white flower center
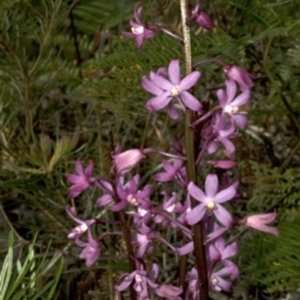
[211,277,218,285]
[127,194,137,205]
[135,274,143,283]
[207,200,215,210]
[138,208,148,216]
[76,223,88,233]
[166,204,176,213]
[131,26,144,35]
[224,105,239,114]
[171,86,179,96]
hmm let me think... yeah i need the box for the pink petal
[135,34,144,49]
[168,59,181,85]
[215,237,225,252]
[185,203,207,225]
[153,172,173,182]
[75,159,84,175]
[162,159,174,173]
[122,31,136,38]
[110,200,127,212]
[167,102,181,119]
[150,73,173,91]
[146,92,172,111]
[136,185,152,199]
[259,225,279,236]
[85,163,94,177]
[222,242,238,259]
[217,88,227,107]
[214,277,231,291]
[134,6,143,25]
[207,141,219,154]
[225,80,237,103]
[142,77,163,96]
[214,185,236,203]
[96,194,113,207]
[129,20,139,28]
[214,204,233,227]
[115,276,134,292]
[209,244,221,261]
[219,138,235,157]
[179,71,201,91]
[188,182,206,202]
[230,89,250,107]
[180,91,202,111]
[67,174,82,184]
[176,241,194,256]
[205,174,219,198]
[143,28,155,39]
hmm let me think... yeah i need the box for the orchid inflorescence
[66,2,277,299]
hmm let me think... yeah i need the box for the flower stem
[111,174,137,299]
[118,210,137,300]
[179,0,208,298]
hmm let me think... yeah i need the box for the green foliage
[0,232,63,300]
[240,220,300,294]
[246,165,300,212]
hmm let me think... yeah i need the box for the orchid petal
[146,92,172,111]
[188,182,206,202]
[179,71,201,91]
[214,185,236,203]
[214,204,233,227]
[185,203,207,225]
[230,89,250,107]
[180,91,202,111]
[142,76,163,96]
[205,174,219,198]
[150,73,173,90]
[168,59,181,85]
[225,80,237,103]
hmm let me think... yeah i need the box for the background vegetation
[0,0,299,299]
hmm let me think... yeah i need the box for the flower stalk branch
[180,0,209,298]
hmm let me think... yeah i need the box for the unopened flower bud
[113,149,146,175]
[224,65,254,91]
[240,212,278,235]
[196,11,214,29]
[208,160,237,169]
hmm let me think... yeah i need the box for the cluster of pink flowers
[65,2,277,299]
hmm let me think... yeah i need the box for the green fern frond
[240,220,300,293]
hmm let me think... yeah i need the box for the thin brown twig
[0,205,28,244]
[69,8,83,79]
